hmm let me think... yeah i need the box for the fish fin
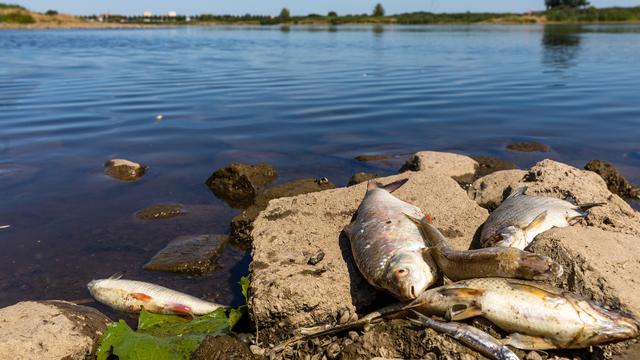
[442,275,454,286]
[577,202,606,211]
[166,303,194,316]
[109,272,124,280]
[439,288,485,299]
[506,186,528,199]
[446,304,483,321]
[369,178,409,193]
[343,223,354,237]
[131,293,153,302]
[506,282,564,299]
[524,211,548,232]
[503,333,557,350]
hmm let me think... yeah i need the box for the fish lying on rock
[345,179,437,300]
[406,214,562,281]
[480,187,605,250]
[407,278,639,350]
[409,311,519,360]
[87,275,224,316]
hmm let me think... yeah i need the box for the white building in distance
[143,11,152,17]
[168,11,177,17]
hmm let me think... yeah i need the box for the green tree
[279,7,290,19]
[545,0,589,9]
[45,9,58,16]
[328,11,337,17]
[373,3,385,17]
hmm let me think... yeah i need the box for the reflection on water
[542,25,583,70]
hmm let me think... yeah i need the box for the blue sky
[14,0,640,16]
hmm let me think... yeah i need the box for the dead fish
[480,187,605,250]
[406,214,562,281]
[407,278,639,349]
[87,275,224,316]
[409,311,520,360]
[345,179,437,300]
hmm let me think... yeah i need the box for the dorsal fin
[109,272,124,280]
[367,178,409,193]
[506,186,528,200]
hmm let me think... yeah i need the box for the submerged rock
[230,178,336,245]
[191,335,259,360]
[347,172,379,186]
[143,234,228,275]
[354,154,390,162]
[506,142,550,152]
[585,160,640,199]
[206,163,278,208]
[135,203,186,220]
[399,151,478,183]
[0,300,111,360]
[471,155,519,178]
[104,158,145,181]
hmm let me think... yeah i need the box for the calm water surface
[1,25,639,310]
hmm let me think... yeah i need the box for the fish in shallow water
[406,214,562,281]
[87,275,224,315]
[409,311,520,360]
[345,179,437,300]
[407,277,639,350]
[480,187,605,250]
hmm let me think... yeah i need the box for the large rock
[230,178,336,245]
[206,163,278,209]
[470,159,640,237]
[0,301,111,360]
[249,170,488,343]
[467,169,527,210]
[143,234,228,275]
[400,151,478,182]
[585,160,640,199]
[104,159,145,181]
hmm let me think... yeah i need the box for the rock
[206,163,278,208]
[585,160,640,199]
[230,178,336,245]
[354,155,389,162]
[0,300,111,360]
[470,156,519,178]
[249,169,488,343]
[347,172,379,186]
[470,159,640,237]
[525,351,544,360]
[530,227,640,315]
[506,142,551,152]
[399,151,478,183]
[467,169,527,210]
[143,234,228,275]
[339,320,486,360]
[191,335,259,360]
[104,158,145,181]
[135,203,186,220]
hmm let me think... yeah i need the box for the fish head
[488,226,527,249]
[384,251,435,300]
[576,300,640,346]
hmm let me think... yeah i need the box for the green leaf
[240,276,249,303]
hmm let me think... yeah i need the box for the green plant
[373,3,385,17]
[45,9,58,16]
[0,11,35,24]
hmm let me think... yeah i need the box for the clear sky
[13,0,640,16]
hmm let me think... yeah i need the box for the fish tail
[367,178,409,193]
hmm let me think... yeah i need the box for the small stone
[143,234,228,275]
[337,309,351,325]
[347,331,359,341]
[315,177,330,185]
[135,203,185,220]
[155,114,163,121]
[347,172,379,186]
[104,159,145,181]
[506,142,551,152]
[206,163,278,209]
[325,342,341,359]
[525,351,543,360]
[249,344,265,356]
[307,250,325,266]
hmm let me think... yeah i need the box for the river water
[1,25,639,310]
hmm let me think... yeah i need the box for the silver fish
[345,179,437,300]
[407,278,639,350]
[480,187,605,250]
[409,311,520,360]
[87,275,224,315]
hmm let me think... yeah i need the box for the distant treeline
[546,6,640,22]
[0,3,35,24]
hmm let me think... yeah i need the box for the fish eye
[395,268,409,278]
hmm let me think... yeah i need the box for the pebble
[308,250,325,265]
[525,351,544,360]
[155,114,163,121]
[249,344,265,356]
[347,331,359,341]
[325,342,340,359]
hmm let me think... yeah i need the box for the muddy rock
[347,172,379,186]
[467,169,528,210]
[471,156,519,178]
[355,154,390,162]
[399,151,478,182]
[191,335,260,360]
[104,158,145,181]
[143,234,228,275]
[136,203,186,220]
[230,178,336,245]
[206,163,278,208]
[249,170,488,344]
[530,227,640,315]
[0,300,111,360]
[506,142,551,152]
[585,160,640,199]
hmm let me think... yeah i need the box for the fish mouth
[410,285,417,299]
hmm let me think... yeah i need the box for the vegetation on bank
[0,3,34,24]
